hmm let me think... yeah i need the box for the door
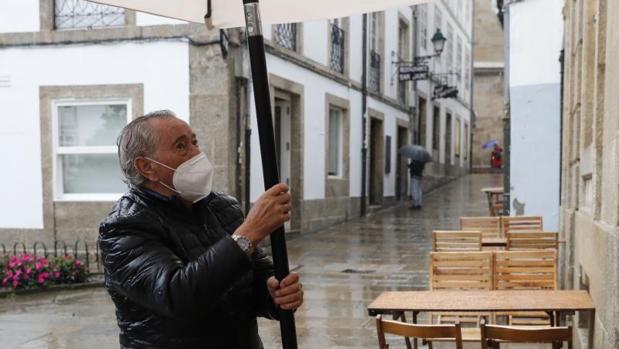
[369,118,384,205]
[274,99,291,229]
[396,126,408,200]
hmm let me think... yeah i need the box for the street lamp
[430,28,447,57]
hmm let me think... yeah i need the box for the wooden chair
[376,315,463,349]
[460,217,502,239]
[429,252,494,342]
[432,231,482,252]
[507,231,559,250]
[494,250,557,325]
[501,216,543,235]
[480,320,572,349]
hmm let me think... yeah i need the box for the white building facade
[0,0,473,245]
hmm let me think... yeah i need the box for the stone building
[472,0,504,172]
[0,0,473,247]
[561,0,619,348]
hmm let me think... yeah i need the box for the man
[99,110,303,349]
[408,159,426,210]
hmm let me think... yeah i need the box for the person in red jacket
[491,144,503,170]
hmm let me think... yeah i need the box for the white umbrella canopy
[89,0,430,28]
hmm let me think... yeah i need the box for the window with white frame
[446,24,454,75]
[327,107,343,177]
[456,37,463,84]
[418,5,428,51]
[55,0,125,29]
[53,100,130,200]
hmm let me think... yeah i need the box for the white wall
[0,41,190,229]
[136,13,187,26]
[0,0,39,33]
[508,0,564,231]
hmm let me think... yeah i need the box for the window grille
[329,22,345,73]
[55,0,125,29]
[274,23,298,51]
[369,50,381,93]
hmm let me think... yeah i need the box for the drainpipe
[360,13,369,217]
[468,0,476,171]
[558,49,564,206]
[412,7,419,144]
[502,1,513,216]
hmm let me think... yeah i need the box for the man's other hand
[267,272,303,311]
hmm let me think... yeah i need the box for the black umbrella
[398,144,432,162]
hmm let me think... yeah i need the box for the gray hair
[117,110,177,187]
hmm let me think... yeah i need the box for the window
[55,0,125,29]
[274,23,298,51]
[369,13,378,53]
[446,24,454,75]
[456,37,463,84]
[465,52,471,91]
[53,100,130,200]
[327,108,343,176]
[398,19,410,104]
[329,18,346,74]
[417,5,428,51]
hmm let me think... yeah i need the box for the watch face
[234,235,251,252]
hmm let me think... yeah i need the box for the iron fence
[274,23,298,51]
[55,0,125,29]
[369,50,381,93]
[329,23,345,74]
[0,240,103,275]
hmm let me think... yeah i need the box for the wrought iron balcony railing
[369,50,381,93]
[55,0,125,29]
[329,23,345,74]
[274,23,298,51]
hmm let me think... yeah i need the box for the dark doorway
[396,125,409,200]
[445,113,452,166]
[369,117,384,205]
[417,97,427,146]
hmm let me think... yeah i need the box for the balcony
[369,50,381,93]
[274,23,298,51]
[329,23,345,74]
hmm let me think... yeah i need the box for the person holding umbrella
[399,144,432,210]
[99,110,303,349]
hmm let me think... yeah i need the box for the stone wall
[561,0,619,348]
[472,0,505,171]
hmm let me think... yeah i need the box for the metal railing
[55,0,125,29]
[329,23,345,74]
[369,50,381,93]
[274,23,298,51]
[0,240,103,275]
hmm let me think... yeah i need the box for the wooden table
[368,290,595,348]
[481,187,504,216]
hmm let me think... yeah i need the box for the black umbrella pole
[243,1,298,348]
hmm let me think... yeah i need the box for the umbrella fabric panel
[88,0,430,28]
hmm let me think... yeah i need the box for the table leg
[392,312,412,349]
[588,309,595,349]
[413,311,419,349]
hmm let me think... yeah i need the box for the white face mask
[146,152,214,203]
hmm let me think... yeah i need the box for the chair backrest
[494,250,557,290]
[502,216,543,235]
[480,322,572,349]
[507,231,559,250]
[432,231,482,252]
[460,216,501,239]
[430,251,493,290]
[376,315,463,349]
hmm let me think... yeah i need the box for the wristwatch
[231,234,254,255]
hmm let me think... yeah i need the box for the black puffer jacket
[99,187,278,349]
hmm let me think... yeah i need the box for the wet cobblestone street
[0,174,502,348]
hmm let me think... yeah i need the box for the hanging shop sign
[398,64,429,82]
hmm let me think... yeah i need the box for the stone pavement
[0,174,508,348]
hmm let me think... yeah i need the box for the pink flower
[37,272,49,285]
[75,260,82,267]
[35,262,41,269]
[53,271,61,279]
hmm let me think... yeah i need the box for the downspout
[412,7,419,144]
[559,49,564,206]
[360,14,369,217]
[502,2,513,216]
[468,0,476,170]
